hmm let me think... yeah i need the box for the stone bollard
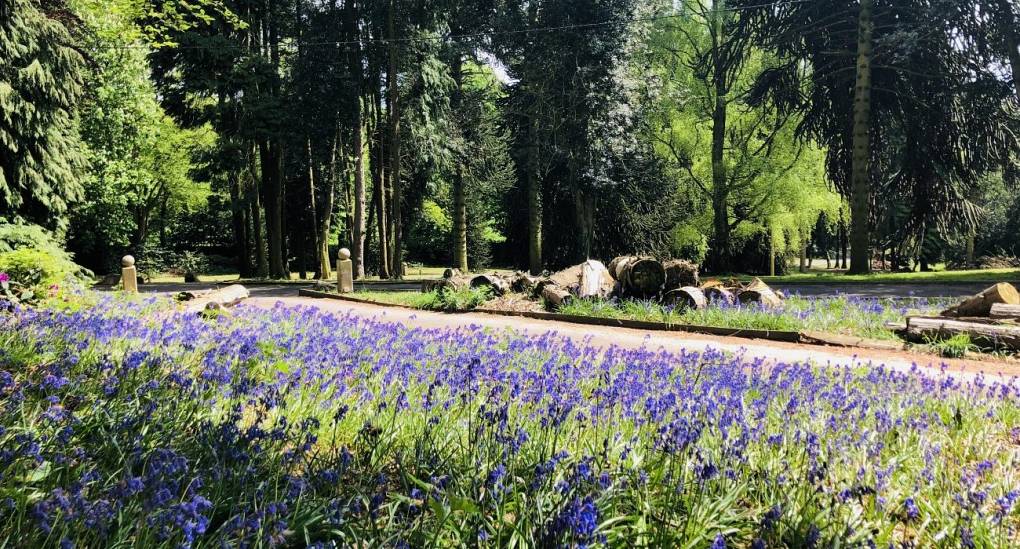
[337,248,354,294]
[121,255,138,294]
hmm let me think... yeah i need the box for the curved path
[247,296,1020,382]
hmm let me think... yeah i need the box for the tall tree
[735,0,1017,274]
[0,0,87,230]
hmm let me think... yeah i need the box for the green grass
[347,290,955,342]
[746,267,1020,285]
[145,266,516,284]
[557,295,955,341]
[354,287,492,311]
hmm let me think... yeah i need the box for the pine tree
[0,0,87,230]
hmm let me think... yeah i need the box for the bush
[0,248,90,298]
[0,223,91,300]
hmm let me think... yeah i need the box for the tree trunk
[230,173,253,277]
[573,189,596,262]
[317,135,338,280]
[527,117,542,275]
[451,55,469,272]
[799,228,807,273]
[966,228,976,268]
[259,140,287,279]
[839,212,848,269]
[251,187,268,278]
[387,0,403,279]
[768,228,776,276]
[992,0,1020,99]
[848,0,874,274]
[346,0,366,279]
[370,72,390,279]
[709,0,731,271]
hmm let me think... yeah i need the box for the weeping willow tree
[734,0,1018,273]
[0,0,87,230]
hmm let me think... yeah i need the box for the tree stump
[662,286,707,311]
[469,274,509,296]
[608,256,665,299]
[541,285,572,310]
[737,278,783,308]
[663,259,700,290]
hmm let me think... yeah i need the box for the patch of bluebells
[0,295,1017,546]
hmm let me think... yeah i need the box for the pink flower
[0,273,9,283]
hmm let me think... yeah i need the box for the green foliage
[0,222,66,255]
[68,1,213,273]
[671,224,709,264]
[0,0,88,229]
[559,295,956,341]
[414,286,492,312]
[0,223,91,296]
[925,333,978,359]
[0,247,90,297]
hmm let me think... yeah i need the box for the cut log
[608,256,665,299]
[578,260,614,299]
[737,278,783,308]
[662,286,706,311]
[184,284,249,314]
[469,274,509,296]
[704,286,736,305]
[536,261,614,300]
[429,275,472,293]
[510,271,539,294]
[990,303,1020,320]
[941,283,1020,317]
[904,316,1020,351]
[541,285,573,310]
[442,268,461,279]
[662,259,700,290]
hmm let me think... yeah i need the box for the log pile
[901,282,1020,352]
[421,256,788,314]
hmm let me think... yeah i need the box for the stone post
[121,255,138,294]
[337,248,354,294]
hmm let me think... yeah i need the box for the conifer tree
[0,0,87,230]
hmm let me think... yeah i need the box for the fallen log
[184,284,249,314]
[737,278,783,308]
[442,268,461,279]
[662,259,700,290]
[704,286,736,305]
[941,282,1019,317]
[608,256,665,299]
[990,303,1020,320]
[904,316,1020,351]
[470,273,510,296]
[433,275,472,293]
[510,271,539,294]
[541,285,573,310]
[662,286,706,311]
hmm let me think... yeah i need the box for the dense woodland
[1,0,1018,278]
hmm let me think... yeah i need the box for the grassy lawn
[750,267,1020,284]
[2,294,1017,547]
[558,295,955,341]
[144,266,516,284]
[347,289,957,342]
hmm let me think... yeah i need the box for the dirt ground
[246,296,1020,382]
